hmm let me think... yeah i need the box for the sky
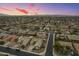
[0,3,79,15]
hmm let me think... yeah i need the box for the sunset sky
[0,3,79,15]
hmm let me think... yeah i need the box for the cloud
[0,7,10,11]
[16,8,28,14]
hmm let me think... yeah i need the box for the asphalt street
[45,32,53,56]
[0,46,40,56]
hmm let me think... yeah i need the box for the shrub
[0,41,5,45]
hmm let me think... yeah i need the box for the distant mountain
[0,13,78,16]
[0,13,9,16]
